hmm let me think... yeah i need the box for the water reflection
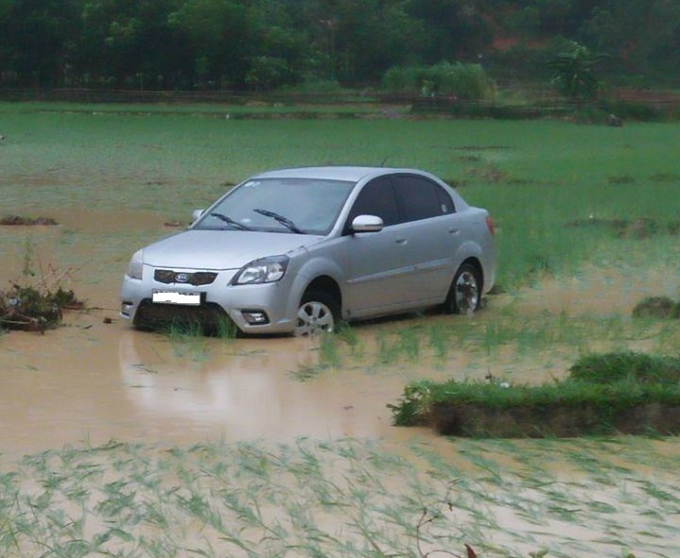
[118,330,397,441]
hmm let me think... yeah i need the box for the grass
[1,437,679,558]
[388,351,680,437]
[301,303,680,380]
[2,103,679,289]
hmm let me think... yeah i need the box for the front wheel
[294,290,339,337]
[444,263,482,315]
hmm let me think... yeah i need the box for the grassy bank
[388,351,680,438]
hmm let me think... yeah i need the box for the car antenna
[380,156,390,167]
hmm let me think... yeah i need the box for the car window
[435,182,456,214]
[347,177,399,228]
[195,178,354,235]
[392,175,454,222]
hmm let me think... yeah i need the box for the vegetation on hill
[0,0,678,91]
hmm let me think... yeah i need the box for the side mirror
[351,214,384,233]
[191,209,205,222]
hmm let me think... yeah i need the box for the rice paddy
[1,102,680,557]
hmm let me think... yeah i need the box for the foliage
[383,61,490,99]
[387,380,436,426]
[1,1,679,89]
[0,240,83,332]
[0,284,81,332]
[548,40,608,102]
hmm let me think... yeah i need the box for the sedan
[120,166,496,336]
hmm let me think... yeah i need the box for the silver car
[120,166,496,336]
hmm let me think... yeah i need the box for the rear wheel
[295,290,339,336]
[445,263,481,315]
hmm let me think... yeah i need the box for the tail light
[485,216,496,236]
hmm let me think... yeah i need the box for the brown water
[2,209,680,558]
[1,208,678,458]
[0,313,409,456]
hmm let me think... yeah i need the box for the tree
[75,0,184,88]
[243,0,316,90]
[167,0,249,88]
[579,0,680,80]
[548,40,607,102]
[0,0,82,86]
[406,0,492,64]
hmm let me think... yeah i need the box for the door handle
[395,236,407,245]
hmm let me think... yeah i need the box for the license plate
[152,290,202,306]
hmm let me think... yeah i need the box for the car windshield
[194,177,355,235]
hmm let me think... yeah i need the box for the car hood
[142,230,323,270]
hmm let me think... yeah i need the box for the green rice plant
[569,351,680,385]
[396,326,422,362]
[213,315,240,339]
[290,363,327,382]
[318,332,343,369]
[4,104,680,290]
[3,438,679,558]
[290,333,344,381]
[375,330,399,366]
[427,323,450,362]
[390,368,680,437]
[163,319,211,361]
[335,323,363,358]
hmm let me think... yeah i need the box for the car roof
[251,166,431,183]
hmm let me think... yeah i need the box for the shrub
[607,100,666,121]
[383,61,490,100]
[632,296,680,319]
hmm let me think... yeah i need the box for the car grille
[134,300,234,335]
[154,269,218,286]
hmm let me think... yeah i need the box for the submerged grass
[1,438,678,558]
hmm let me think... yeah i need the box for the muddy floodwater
[0,313,413,456]
[2,255,671,458]
[1,209,679,455]
[2,210,680,558]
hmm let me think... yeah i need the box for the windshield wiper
[210,212,251,230]
[254,208,303,234]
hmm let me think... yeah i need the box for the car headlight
[232,255,289,285]
[126,249,144,280]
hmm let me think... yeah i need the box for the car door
[391,174,461,304]
[343,176,413,318]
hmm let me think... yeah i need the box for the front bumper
[120,267,298,335]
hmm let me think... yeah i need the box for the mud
[0,215,59,226]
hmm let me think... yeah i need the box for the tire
[295,290,339,337]
[444,263,482,315]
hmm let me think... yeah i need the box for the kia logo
[175,273,189,283]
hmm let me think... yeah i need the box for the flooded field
[2,209,680,557]
[2,112,680,557]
